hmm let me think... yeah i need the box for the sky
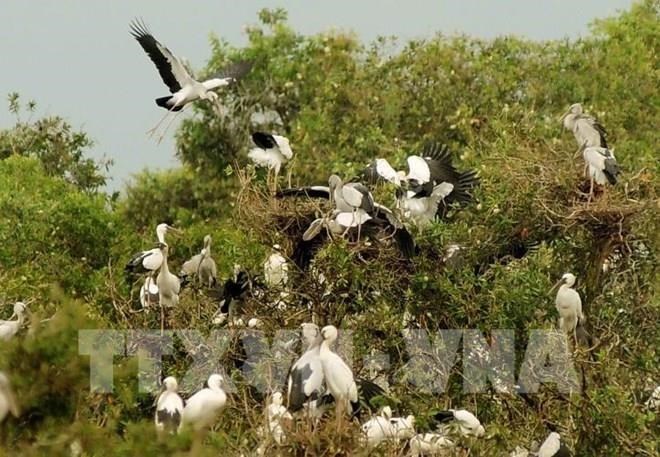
[0,0,633,192]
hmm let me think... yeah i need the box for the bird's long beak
[558,109,570,122]
[548,278,565,295]
[166,225,182,235]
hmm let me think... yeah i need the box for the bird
[431,409,485,437]
[318,325,359,416]
[265,392,292,444]
[389,413,416,441]
[129,19,253,139]
[0,302,27,341]
[154,376,184,435]
[361,406,395,447]
[139,276,159,308]
[537,431,572,457]
[561,103,608,151]
[156,243,180,309]
[409,433,455,456]
[286,323,324,413]
[579,143,621,203]
[264,245,289,288]
[212,265,251,325]
[645,385,660,410]
[328,174,375,241]
[125,223,179,276]
[366,144,479,225]
[509,445,531,457]
[0,372,19,423]
[181,374,227,431]
[248,132,294,189]
[180,235,217,288]
[550,273,585,342]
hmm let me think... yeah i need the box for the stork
[286,323,324,413]
[432,408,485,437]
[154,376,184,435]
[181,374,227,431]
[248,132,294,190]
[125,223,179,276]
[579,142,621,203]
[538,431,572,457]
[0,302,27,341]
[561,103,608,152]
[318,325,359,417]
[129,19,253,141]
[550,273,585,344]
[180,235,217,288]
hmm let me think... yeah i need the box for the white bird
[248,132,294,187]
[287,323,324,413]
[156,243,180,308]
[266,392,292,444]
[361,406,395,447]
[433,409,485,437]
[580,144,621,203]
[409,433,455,456]
[125,223,179,275]
[0,372,19,423]
[180,235,217,288]
[318,325,359,415]
[328,175,375,241]
[537,431,572,457]
[154,376,184,435]
[129,19,253,140]
[182,374,227,431]
[0,302,27,341]
[561,103,608,151]
[264,245,289,288]
[389,413,416,441]
[645,385,660,410]
[550,273,585,341]
[139,276,159,308]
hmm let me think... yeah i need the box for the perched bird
[139,276,159,308]
[180,235,217,288]
[212,266,251,324]
[265,392,292,444]
[0,372,18,423]
[156,243,180,308]
[318,325,359,415]
[432,409,485,437]
[182,374,227,431]
[561,103,608,150]
[580,143,621,203]
[264,245,289,288]
[154,376,184,435]
[550,273,585,341]
[0,302,27,342]
[389,413,416,441]
[248,132,294,186]
[409,433,455,456]
[537,431,572,457]
[129,19,252,138]
[287,323,324,413]
[125,223,179,276]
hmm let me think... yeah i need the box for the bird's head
[380,406,393,419]
[320,325,338,343]
[300,323,321,345]
[549,272,576,293]
[560,102,583,123]
[328,174,342,191]
[13,302,27,316]
[203,234,212,246]
[271,392,283,405]
[162,376,178,392]
[207,374,224,389]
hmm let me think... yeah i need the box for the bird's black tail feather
[155,96,183,111]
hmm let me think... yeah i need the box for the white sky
[0,0,633,192]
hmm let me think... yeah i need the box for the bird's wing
[342,184,370,209]
[276,186,331,199]
[335,210,372,228]
[129,19,193,92]
[406,155,431,183]
[537,435,560,457]
[362,158,400,185]
[203,60,254,90]
[273,135,293,159]
[252,132,278,149]
[452,409,479,428]
[579,114,608,148]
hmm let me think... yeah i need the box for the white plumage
[537,431,571,457]
[561,103,608,150]
[582,146,620,186]
[139,276,159,308]
[318,325,358,413]
[399,182,455,227]
[552,273,584,338]
[409,433,455,456]
[287,323,324,412]
[0,372,19,423]
[264,245,289,288]
[436,409,485,437]
[125,223,177,275]
[180,235,217,287]
[265,392,292,444]
[361,406,395,447]
[156,243,180,308]
[0,302,27,341]
[154,376,184,434]
[248,132,294,176]
[182,374,227,431]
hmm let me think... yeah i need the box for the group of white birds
[0,17,635,456]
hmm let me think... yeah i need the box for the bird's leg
[160,305,165,336]
[156,110,182,144]
[587,177,594,205]
[146,108,176,137]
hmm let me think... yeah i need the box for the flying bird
[550,273,584,343]
[129,19,253,139]
[0,372,19,423]
[182,374,227,431]
[0,302,27,341]
[537,431,572,457]
[155,376,184,435]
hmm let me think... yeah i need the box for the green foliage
[1,3,658,456]
[1,94,111,191]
